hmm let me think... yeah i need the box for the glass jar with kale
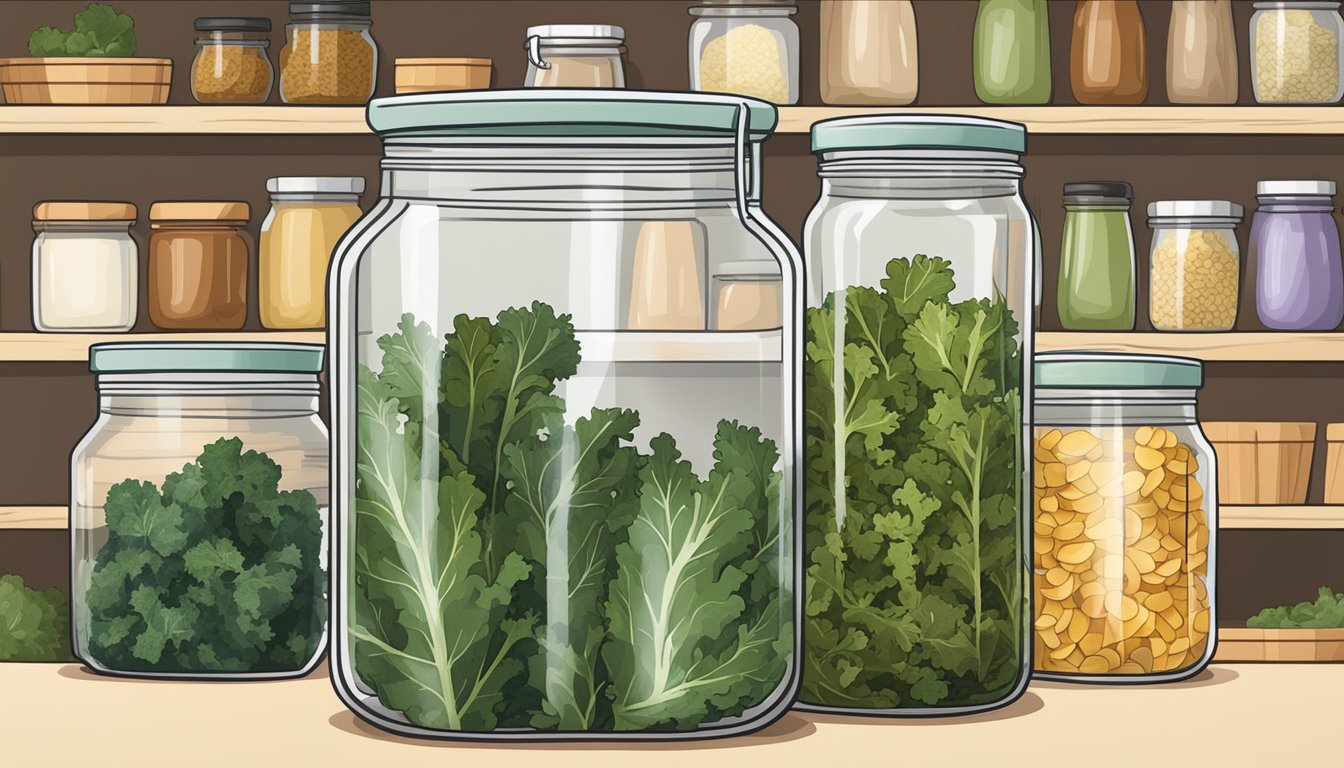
[801,115,1035,715]
[328,90,800,740]
[71,342,329,679]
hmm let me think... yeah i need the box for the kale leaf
[28,4,137,57]
[0,574,72,661]
[802,255,1024,710]
[1248,587,1344,629]
[84,438,325,673]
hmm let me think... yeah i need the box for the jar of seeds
[1147,200,1243,331]
[279,1,378,105]
[191,18,274,104]
[1251,1,1344,103]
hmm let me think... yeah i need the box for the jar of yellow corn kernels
[1251,2,1344,104]
[1033,353,1216,682]
[279,1,378,105]
[690,1,799,104]
[1147,200,1244,331]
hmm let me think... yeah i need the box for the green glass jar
[974,0,1052,104]
[1058,182,1136,330]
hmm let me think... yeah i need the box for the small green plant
[28,3,137,57]
[0,574,71,662]
[1248,587,1344,629]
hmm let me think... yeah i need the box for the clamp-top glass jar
[801,116,1034,715]
[328,90,800,740]
[690,1,799,104]
[524,25,627,88]
[279,1,378,104]
[71,342,329,679]
[1032,353,1216,681]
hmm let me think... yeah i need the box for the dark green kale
[0,574,72,661]
[802,255,1025,710]
[1248,587,1344,629]
[84,438,325,673]
[29,4,137,57]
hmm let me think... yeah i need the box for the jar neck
[270,193,362,205]
[150,222,247,232]
[196,31,269,45]
[1064,198,1132,212]
[1034,388,1199,426]
[817,149,1024,200]
[1146,217,1240,230]
[288,18,371,28]
[34,221,133,234]
[1256,195,1336,213]
[97,373,321,417]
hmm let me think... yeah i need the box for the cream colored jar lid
[33,201,137,221]
[149,201,250,222]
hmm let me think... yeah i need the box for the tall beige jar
[1167,0,1239,104]
[820,0,918,104]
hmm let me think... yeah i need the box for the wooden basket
[394,58,492,94]
[1215,628,1344,662]
[0,58,172,104]
[1323,424,1344,503]
[1202,421,1315,505]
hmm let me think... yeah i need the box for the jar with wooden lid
[148,202,251,330]
[524,25,627,88]
[191,17,274,104]
[260,176,365,329]
[1071,0,1149,104]
[31,201,139,333]
[279,1,378,104]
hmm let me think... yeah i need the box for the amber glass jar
[1072,0,1148,104]
[148,202,251,330]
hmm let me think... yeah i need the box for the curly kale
[29,4,137,57]
[1248,588,1344,629]
[84,438,325,673]
[0,574,72,661]
[353,304,788,732]
[802,255,1025,710]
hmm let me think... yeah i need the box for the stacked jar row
[1058,180,1344,332]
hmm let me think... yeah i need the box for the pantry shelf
[0,106,369,135]
[0,506,64,530]
[1219,506,1344,530]
[0,332,325,362]
[1036,332,1344,361]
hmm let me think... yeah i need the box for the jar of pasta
[191,17,274,104]
[260,177,365,329]
[1251,1,1344,103]
[1033,353,1216,681]
[1147,200,1243,331]
[279,1,378,105]
[148,202,251,330]
[690,0,799,104]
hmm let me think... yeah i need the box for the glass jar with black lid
[1058,181,1137,330]
[279,1,378,104]
[191,17,274,104]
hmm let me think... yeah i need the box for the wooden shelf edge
[1219,506,1344,530]
[1036,332,1344,361]
[0,106,369,135]
[0,331,326,362]
[0,506,66,530]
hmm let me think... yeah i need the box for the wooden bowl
[395,58,492,94]
[0,58,172,104]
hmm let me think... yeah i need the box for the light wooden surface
[1036,332,1344,361]
[1217,505,1344,529]
[9,105,1344,135]
[0,663,1334,765]
[0,332,325,362]
[0,506,64,530]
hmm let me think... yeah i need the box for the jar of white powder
[32,202,139,332]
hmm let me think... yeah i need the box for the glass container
[690,1,799,105]
[260,176,365,329]
[191,17,274,104]
[524,25,626,88]
[1032,352,1216,682]
[819,0,917,105]
[1058,182,1136,330]
[71,342,329,679]
[148,202,251,330]
[327,90,801,740]
[1251,1,1344,103]
[31,201,138,333]
[1252,180,1344,330]
[279,1,378,105]
[974,0,1052,104]
[1167,0,1238,104]
[801,115,1035,715]
[713,260,783,330]
[1147,201,1243,332]
[1072,0,1149,105]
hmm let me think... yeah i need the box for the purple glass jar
[1252,180,1344,330]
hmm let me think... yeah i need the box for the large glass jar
[191,17,274,105]
[260,176,365,329]
[1058,182,1136,330]
[328,90,800,740]
[819,0,918,105]
[1033,353,1216,681]
[1252,181,1344,330]
[1251,1,1344,103]
[524,25,626,88]
[1072,1,1149,105]
[690,1,799,105]
[31,201,138,333]
[974,0,1052,104]
[279,1,378,105]
[71,342,329,679]
[1167,0,1239,104]
[1147,201,1243,332]
[148,202,251,330]
[801,115,1034,715]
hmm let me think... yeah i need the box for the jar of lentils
[1251,1,1344,103]
[279,1,378,105]
[1033,353,1216,682]
[1147,200,1243,331]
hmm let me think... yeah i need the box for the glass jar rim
[1147,216,1242,228]
[90,342,325,375]
[689,5,798,17]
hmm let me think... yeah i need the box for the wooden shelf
[1036,332,1344,361]
[1219,506,1344,530]
[8,105,1344,136]
[0,507,64,530]
[0,663,1330,765]
[0,332,325,363]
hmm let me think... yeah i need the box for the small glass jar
[1058,182,1136,330]
[191,17,274,104]
[31,202,138,333]
[71,342,329,679]
[524,25,626,88]
[1167,0,1239,104]
[148,202,251,330]
[260,176,365,329]
[819,0,917,105]
[974,0,1053,104]
[1071,0,1149,105]
[1252,181,1344,330]
[1033,352,1216,682]
[1251,1,1344,103]
[1147,201,1243,332]
[712,260,782,330]
[279,1,378,105]
[690,1,799,104]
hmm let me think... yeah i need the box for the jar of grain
[690,1,799,105]
[1147,200,1244,332]
[524,25,626,88]
[31,202,138,333]
[1251,1,1344,103]
[1033,352,1216,682]
[260,176,365,329]
[148,202,251,330]
[191,17,274,105]
[713,260,782,330]
[279,1,378,105]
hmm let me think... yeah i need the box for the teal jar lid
[811,114,1027,154]
[1035,352,1203,389]
[367,89,779,140]
[90,342,325,374]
